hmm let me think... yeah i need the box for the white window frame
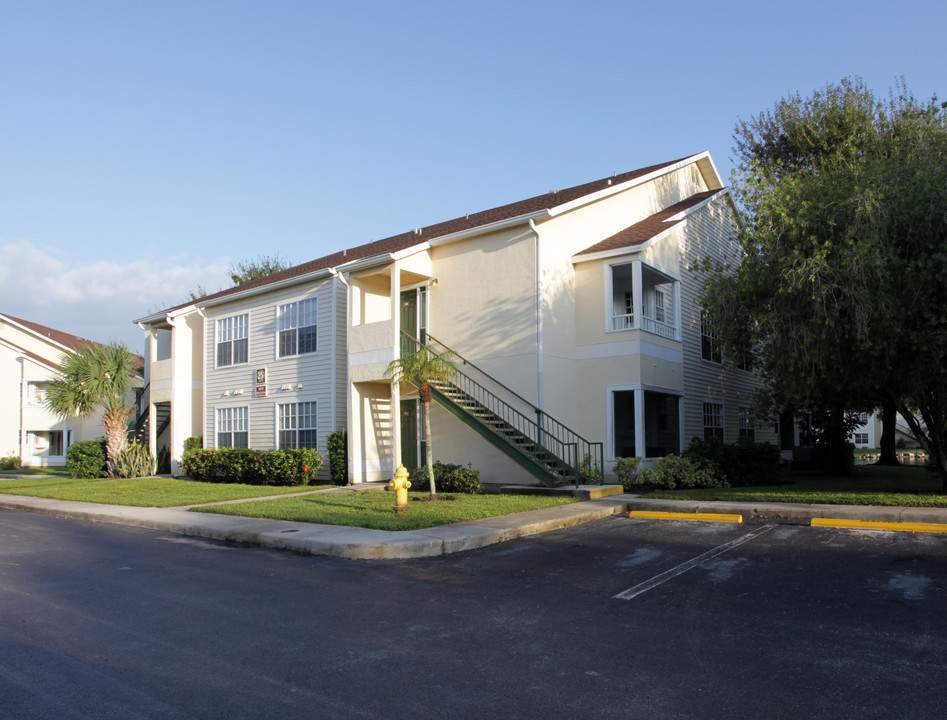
[216,314,249,368]
[738,407,755,441]
[701,311,722,364]
[607,383,685,461]
[278,298,318,358]
[703,402,724,441]
[216,406,249,448]
[278,401,318,449]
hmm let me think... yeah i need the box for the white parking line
[613,523,777,600]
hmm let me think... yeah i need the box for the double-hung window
[278,298,318,357]
[278,402,318,449]
[738,407,755,440]
[701,311,721,363]
[703,403,724,441]
[217,407,248,448]
[216,314,248,367]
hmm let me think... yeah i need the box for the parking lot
[2,509,946,718]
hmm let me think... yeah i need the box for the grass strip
[191,491,577,531]
[644,465,947,508]
[0,476,330,507]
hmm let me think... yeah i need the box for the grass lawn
[191,491,578,531]
[644,464,947,507]
[0,467,72,477]
[0,476,330,507]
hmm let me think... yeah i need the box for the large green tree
[45,342,141,477]
[384,346,455,497]
[704,79,947,484]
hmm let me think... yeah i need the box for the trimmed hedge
[67,439,108,479]
[180,447,323,486]
[683,437,781,487]
[0,456,20,471]
[326,430,348,486]
[408,462,483,494]
[638,455,726,490]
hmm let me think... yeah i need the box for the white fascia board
[425,210,550,247]
[0,337,61,371]
[197,269,336,311]
[571,188,729,265]
[0,314,83,357]
[548,152,713,218]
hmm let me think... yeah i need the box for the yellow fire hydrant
[389,464,411,513]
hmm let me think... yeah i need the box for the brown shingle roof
[157,156,695,315]
[1,313,100,354]
[575,190,720,257]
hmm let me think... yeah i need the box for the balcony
[609,261,679,340]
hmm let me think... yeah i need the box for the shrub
[0,456,20,471]
[67,439,108,479]
[613,457,642,491]
[644,455,727,490]
[408,462,483,494]
[683,437,781,487]
[326,430,348,485]
[113,440,156,478]
[578,453,602,484]
[180,447,323,486]
[184,436,203,453]
[811,441,856,475]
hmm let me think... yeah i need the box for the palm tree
[45,342,140,477]
[384,346,455,497]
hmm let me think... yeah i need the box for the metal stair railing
[414,333,605,486]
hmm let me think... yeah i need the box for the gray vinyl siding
[202,278,347,473]
[679,198,777,446]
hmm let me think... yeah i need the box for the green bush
[67,440,108,479]
[180,447,323,486]
[184,436,203,453]
[641,455,727,490]
[113,440,156,478]
[326,429,348,486]
[684,437,781,487]
[578,453,602,484]
[0,456,20,471]
[613,457,642,491]
[409,462,483,494]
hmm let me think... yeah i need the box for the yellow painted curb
[811,518,947,534]
[629,511,743,523]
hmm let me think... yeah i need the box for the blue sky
[2,0,944,350]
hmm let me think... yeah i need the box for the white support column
[390,265,402,472]
[634,389,646,459]
[632,260,643,331]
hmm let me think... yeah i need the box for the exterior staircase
[421,335,604,488]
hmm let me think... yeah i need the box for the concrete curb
[4,492,947,559]
[0,493,634,560]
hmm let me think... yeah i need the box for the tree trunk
[824,406,851,476]
[421,393,436,497]
[102,403,131,477]
[876,398,899,465]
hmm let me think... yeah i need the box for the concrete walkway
[2,489,946,560]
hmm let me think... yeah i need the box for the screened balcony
[610,261,678,340]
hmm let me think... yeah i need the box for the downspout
[18,355,25,465]
[530,218,544,411]
[329,268,351,432]
[196,308,207,457]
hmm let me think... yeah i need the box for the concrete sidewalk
[2,490,946,560]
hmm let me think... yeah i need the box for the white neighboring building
[0,314,119,467]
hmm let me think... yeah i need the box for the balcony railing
[641,315,676,339]
[611,313,634,331]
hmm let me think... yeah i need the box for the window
[738,407,755,441]
[279,402,318,449]
[278,298,318,357]
[856,412,869,425]
[654,288,666,323]
[216,314,248,367]
[701,312,721,363]
[703,403,724,441]
[737,353,753,372]
[852,432,869,446]
[26,381,48,407]
[217,407,248,448]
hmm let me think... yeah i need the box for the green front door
[400,290,417,356]
[401,399,419,470]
